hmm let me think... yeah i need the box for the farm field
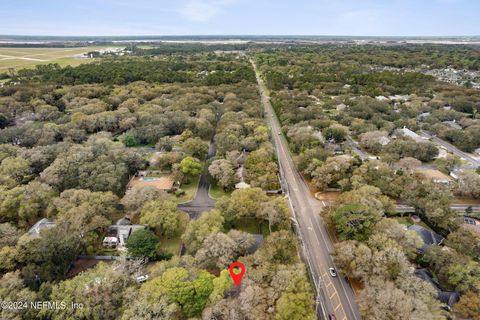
[0,46,121,70]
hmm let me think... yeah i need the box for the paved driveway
[178,142,216,219]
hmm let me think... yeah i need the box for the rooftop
[400,127,424,142]
[407,224,444,253]
[414,268,459,307]
[106,224,148,247]
[443,120,462,130]
[27,218,56,237]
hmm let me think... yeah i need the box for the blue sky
[1,0,478,36]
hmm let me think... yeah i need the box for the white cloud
[180,0,234,22]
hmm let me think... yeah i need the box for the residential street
[395,203,480,214]
[251,60,360,320]
[420,130,480,169]
[178,142,216,219]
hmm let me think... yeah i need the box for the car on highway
[329,267,337,277]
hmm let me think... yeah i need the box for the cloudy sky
[1,0,478,36]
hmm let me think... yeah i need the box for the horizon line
[1,34,480,39]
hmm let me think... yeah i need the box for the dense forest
[255,44,480,319]
[257,43,480,70]
[1,42,480,319]
[12,56,256,86]
[0,53,313,319]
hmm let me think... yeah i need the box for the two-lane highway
[251,60,360,320]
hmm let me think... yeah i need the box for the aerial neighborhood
[1,2,480,319]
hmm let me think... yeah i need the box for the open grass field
[0,46,121,71]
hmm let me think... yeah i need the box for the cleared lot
[0,46,120,70]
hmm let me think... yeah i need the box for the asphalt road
[395,204,480,214]
[420,130,480,169]
[177,142,216,219]
[251,60,360,320]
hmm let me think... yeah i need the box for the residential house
[443,120,462,130]
[102,218,147,249]
[417,112,431,120]
[449,168,463,180]
[400,127,425,143]
[407,225,444,253]
[26,218,56,237]
[415,268,460,309]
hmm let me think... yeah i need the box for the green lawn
[209,182,231,199]
[159,235,182,255]
[394,216,431,230]
[228,219,271,237]
[174,175,201,204]
[395,217,412,226]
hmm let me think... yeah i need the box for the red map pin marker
[228,261,246,287]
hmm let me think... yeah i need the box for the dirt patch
[349,278,364,296]
[417,169,451,182]
[315,191,341,202]
[454,196,480,205]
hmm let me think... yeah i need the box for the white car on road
[329,267,337,277]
